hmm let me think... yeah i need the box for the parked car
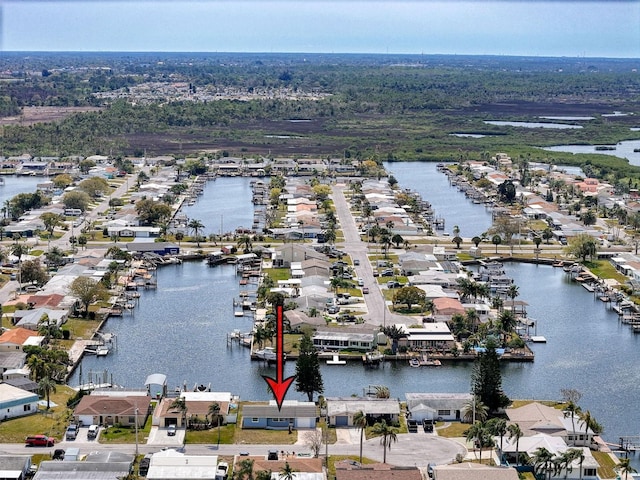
[167,425,176,436]
[327,305,340,314]
[25,435,55,447]
[387,280,402,289]
[357,278,364,286]
[362,287,369,294]
[52,449,65,460]
[407,420,418,433]
[139,454,152,476]
[87,424,99,439]
[216,461,229,480]
[65,424,78,441]
[381,269,394,277]
[268,449,279,460]
[422,419,434,433]
[353,259,360,266]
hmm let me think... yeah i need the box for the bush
[62,329,70,340]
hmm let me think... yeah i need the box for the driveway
[146,425,185,446]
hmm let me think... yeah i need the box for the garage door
[335,416,349,427]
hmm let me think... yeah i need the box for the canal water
[179,176,258,237]
[66,169,640,449]
[0,175,47,206]
[383,161,493,238]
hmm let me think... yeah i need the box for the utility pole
[135,405,139,456]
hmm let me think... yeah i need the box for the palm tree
[371,420,397,464]
[279,462,296,480]
[237,235,253,253]
[188,219,205,246]
[492,234,502,253]
[618,457,637,480]
[488,418,507,455]
[237,459,255,480]
[170,397,188,428]
[506,284,519,311]
[564,401,582,438]
[382,325,406,355]
[38,376,57,410]
[208,401,222,446]
[462,396,488,423]
[532,447,555,480]
[507,423,523,466]
[353,410,367,464]
[374,385,390,399]
[465,421,493,463]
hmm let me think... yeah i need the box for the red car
[25,435,55,447]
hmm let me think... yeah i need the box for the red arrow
[262,304,296,410]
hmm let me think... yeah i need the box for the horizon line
[1,50,639,61]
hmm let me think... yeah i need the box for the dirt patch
[0,106,103,126]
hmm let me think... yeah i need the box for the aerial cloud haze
[1,0,638,57]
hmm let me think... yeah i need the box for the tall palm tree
[564,401,582,439]
[462,396,488,423]
[371,420,398,464]
[208,402,222,446]
[38,376,57,410]
[353,410,367,464]
[279,462,296,480]
[506,284,519,311]
[507,423,523,466]
[465,421,493,463]
[237,235,253,253]
[488,418,507,455]
[188,219,205,247]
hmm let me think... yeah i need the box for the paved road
[331,183,414,327]
[0,428,467,467]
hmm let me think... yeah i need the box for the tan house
[433,462,519,480]
[156,391,232,427]
[432,297,465,316]
[335,461,422,480]
[73,392,151,427]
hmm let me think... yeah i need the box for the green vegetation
[99,415,152,444]
[592,450,618,479]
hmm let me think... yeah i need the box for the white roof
[180,391,232,403]
[0,383,38,403]
[147,449,218,479]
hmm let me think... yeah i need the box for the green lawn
[593,450,618,479]
[99,415,152,444]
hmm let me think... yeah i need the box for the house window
[252,418,259,422]
[437,410,450,416]
[23,404,31,411]
[584,468,596,476]
[129,416,135,424]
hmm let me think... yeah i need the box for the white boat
[255,347,277,361]
[409,357,420,368]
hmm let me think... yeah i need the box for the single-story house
[156,391,232,428]
[312,331,375,352]
[0,455,34,480]
[0,327,43,352]
[34,451,134,480]
[234,454,324,480]
[12,308,68,331]
[0,352,27,374]
[125,242,180,256]
[0,383,39,420]
[432,462,519,480]
[397,324,455,352]
[73,392,151,427]
[145,449,218,480]
[335,461,422,480]
[3,376,39,393]
[242,400,317,430]
[405,393,472,422]
[325,397,400,427]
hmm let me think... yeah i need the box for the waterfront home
[73,391,151,427]
[506,402,595,448]
[124,241,180,256]
[35,451,135,480]
[335,461,422,480]
[107,225,161,238]
[0,327,43,351]
[405,393,472,422]
[432,462,519,480]
[12,308,68,330]
[499,434,598,479]
[325,397,400,427]
[0,383,39,420]
[146,449,218,480]
[241,400,317,430]
[0,351,27,375]
[3,376,39,393]
[312,331,375,352]
[397,324,455,352]
[432,297,465,317]
[284,310,327,332]
[155,391,232,428]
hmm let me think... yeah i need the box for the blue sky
[1,1,639,57]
